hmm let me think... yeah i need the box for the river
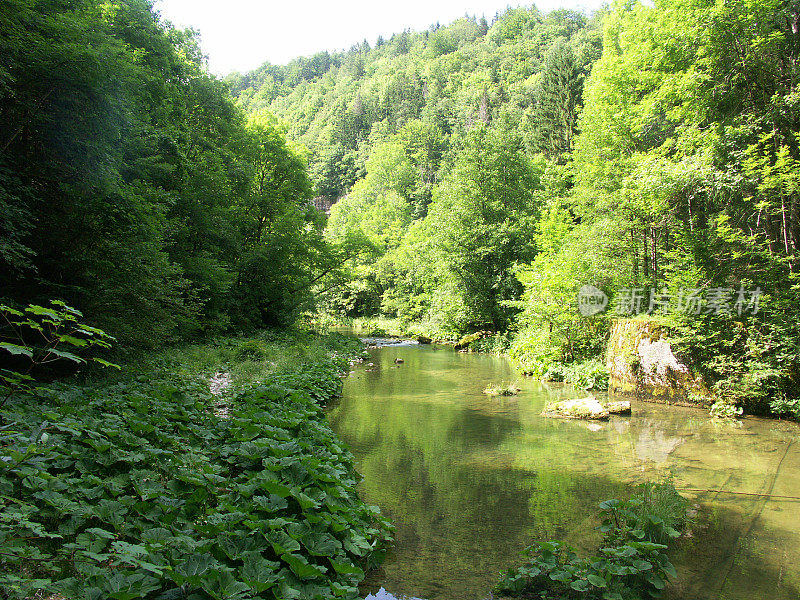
[327,342,800,600]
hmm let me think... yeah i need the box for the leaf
[59,335,88,347]
[25,305,61,319]
[633,559,653,571]
[268,530,301,554]
[253,494,288,512]
[329,558,364,577]
[281,553,326,579]
[175,554,214,584]
[661,560,677,579]
[646,572,666,589]
[304,532,341,556]
[587,574,607,588]
[47,348,85,363]
[86,527,116,540]
[260,480,292,497]
[204,570,251,600]
[0,343,32,358]
[241,552,280,592]
[93,358,121,369]
[571,579,590,591]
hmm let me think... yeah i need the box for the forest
[226,0,799,418]
[0,0,799,598]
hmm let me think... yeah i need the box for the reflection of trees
[330,348,800,600]
[329,349,636,599]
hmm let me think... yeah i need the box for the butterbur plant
[496,484,686,599]
[0,328,392,599]
[0,300,118,408]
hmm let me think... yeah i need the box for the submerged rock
[417,335,432,344]
[543,397,610,420]
[606,400,632,415]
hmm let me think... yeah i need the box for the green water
[327,344,800,600]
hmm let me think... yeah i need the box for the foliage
[0,0,336,347]
[0,301,118,408]
[769,397,800,421]
[0,334,391,600]
[233,339,270,361]
[469,331,513,354]
[709,400,744,420]
[557,360,610,392]
[232,7,602,335]
[495,484,688,599]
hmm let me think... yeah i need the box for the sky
[154,0,607,76]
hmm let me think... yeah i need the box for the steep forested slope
[232,0,800,416]
[1,0,330,346]
[229,6,603,332]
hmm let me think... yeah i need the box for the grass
[87,328,365,394]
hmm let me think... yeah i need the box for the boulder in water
[454,331,484,350]
[543,396,610,420]
[606,400,632,415]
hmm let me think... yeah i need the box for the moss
[606,318,713,406]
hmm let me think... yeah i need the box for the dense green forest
[1,0,340,347]
[4,0,797,414]
[228,0,800,418]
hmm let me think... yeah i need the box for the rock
[454,331,484,350]
[605,400,631,415]
[543,396,610,420]
[364,588,424,600]
[208,372,232,396]
[606,319,713,406]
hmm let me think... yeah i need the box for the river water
[327,343,800,600]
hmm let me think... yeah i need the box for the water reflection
[327,345,800,600]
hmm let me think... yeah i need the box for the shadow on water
[327,344,800,600]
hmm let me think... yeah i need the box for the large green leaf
[0,343,32,358]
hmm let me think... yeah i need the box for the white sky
[154,0,607,76]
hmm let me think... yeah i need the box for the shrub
[496,484,687,599]
[769,396,800,421]
[483,381,521,396]
[234,339,270,361]
[470,332,512,354]
[559,360,610,392]
[709,400,743,420]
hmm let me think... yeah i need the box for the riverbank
[0,329,393,599]
[322,316,611,395]
[323,315,800,422]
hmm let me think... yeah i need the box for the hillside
[227,7,603,201]
[230,1,800,418]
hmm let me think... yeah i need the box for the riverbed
[327,343,800,600]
